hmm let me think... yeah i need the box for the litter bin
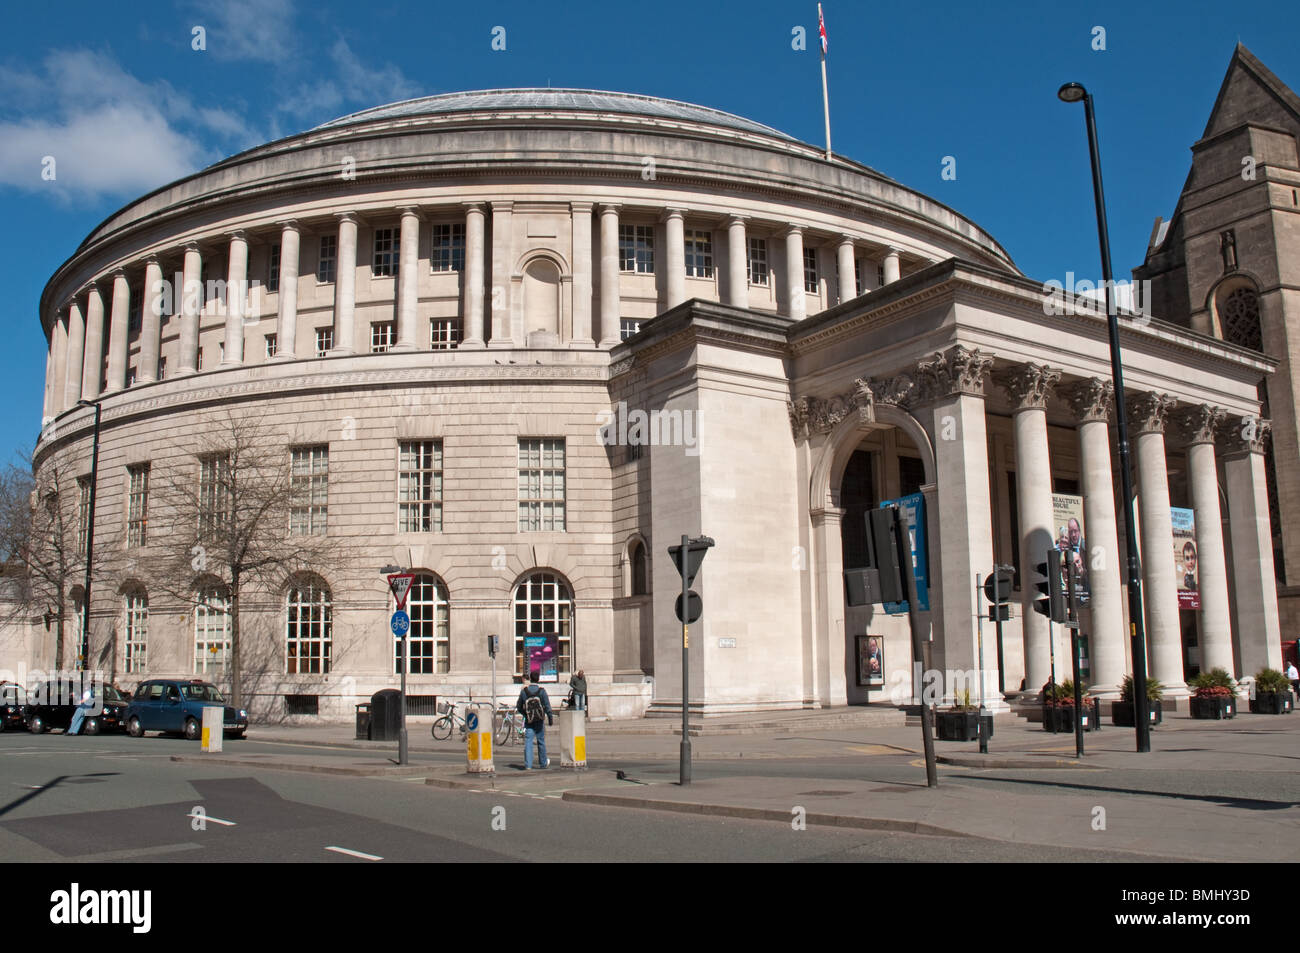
[355,703,372,740]
[370,689,401,741]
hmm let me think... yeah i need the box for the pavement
[174,705,1300,862]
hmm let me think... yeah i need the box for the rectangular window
[317,235,337,284]
[398,440,442,533]
[877,263,885,287]
[430,318,462,350]
[804,247,819,293]
[283,694,320,715]
[290,446,328,536]
[373,228,399,277]
[431,223,465,272]
[747,237,768,286]
[370,322,396,353]
[620,318,643,341]
[315,327,334,356]
[518,438,565,531]
[127,464,149,548]
[855,257,866,296]
[265,334,277,359]
[684,230,714,278]
[128,287,143,335]
[267,243,280,294]
[198,454,230,541]
[77,477,91,558]
[618,225,655,273]
[158,356,167,380]
[194,591,231,674]
[124,593,147,674]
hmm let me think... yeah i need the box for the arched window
[400,573,449,675]
[194,584,231,674]
[630,540,649,596]
[513,572,573,678]
[287,578,332,674]
[123,588,148,674]
[1219,285,1262,351]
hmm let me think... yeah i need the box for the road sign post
[667,534,714,786]
[386,572,416,766]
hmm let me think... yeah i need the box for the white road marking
[325,846,383,861]
[187,811,236,826]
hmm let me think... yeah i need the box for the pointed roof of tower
[1200,43,1300,141]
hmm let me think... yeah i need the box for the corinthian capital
[1127,392,1177,434]
[1175,404,1226,446]
[1219,415,1271,456]
[917,345,992,400]
[997,363,1062,411]
[1061,378,1114,423]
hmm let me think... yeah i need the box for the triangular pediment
[1201,43,1300,141]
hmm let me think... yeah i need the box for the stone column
[836,236,856,304]
[1130,392,1187,695]
[63,299,85,409]
[51,314,68,415]
[106,271,130,391]
[784,226,806,320]
[332,213,357,354]
[274,221,300,360]
[883,247,901,285]
[726,216,748,308]
[178,245,201,374]
[222,231,248,365]
[664,208,686,310]
[463,203,486,348]
[492,201,516,347]
[597,204,620,347]
[82,284,106,396]
[570,203,594,346]
[998,363,1062,695]
[1062,379,1126,696]
[138,258,163,383]
[395,207,420,350]
[918,345,998,702]
[1221,418,1283,674]
[1177,406,1235,675]
[810,506,847,706]
[42,341,54,422]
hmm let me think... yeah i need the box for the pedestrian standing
[569,669,588,713]
[516,671,552,769]
[1287,660,1299,698]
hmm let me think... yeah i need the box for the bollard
[466,703,494,774]
[200,705,223,753]
[559,708,586,769]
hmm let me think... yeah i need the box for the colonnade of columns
[43,203,909,420]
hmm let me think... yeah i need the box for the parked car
[0,681,27,731]
[125,679,248,740]
[24,681,129,735]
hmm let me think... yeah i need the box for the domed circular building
[31,88,1280,720]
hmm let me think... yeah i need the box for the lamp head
[1058,82,1087,104]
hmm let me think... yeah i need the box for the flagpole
[819,3,832,160]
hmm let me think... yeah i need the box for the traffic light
[983,568,1013,621]
[867,507,907,604]
[1033,550,1066,622]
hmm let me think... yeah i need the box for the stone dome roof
[314,88,797,141]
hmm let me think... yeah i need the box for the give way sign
[387,573,416,612]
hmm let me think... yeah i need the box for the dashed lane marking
[326,846,383,861]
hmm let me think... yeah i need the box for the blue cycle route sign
[467,712,478,731]
[390,610,410,636]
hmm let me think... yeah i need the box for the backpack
[523,688,546,724]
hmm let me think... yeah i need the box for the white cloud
[191,0,296,62]
[0,49,259,199]
[273,38,422,129]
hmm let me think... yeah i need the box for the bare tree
[148,411,343,707]
[0,457,114,673]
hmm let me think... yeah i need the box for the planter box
[935,710,993,742]
[1189,695,1236,719]
[1111,700,1163,727]
[1249,691,1294,715]
[1043,705,1099,733]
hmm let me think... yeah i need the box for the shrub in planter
[1112,675,1164,726]
[1189,685,1236,720]
[1250,668,1294,714]
[935,688,993,742]
[1043,680,1099,733]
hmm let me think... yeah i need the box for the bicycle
[431,700,471,741]
[493,705,526,745]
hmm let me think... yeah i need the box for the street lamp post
[380,564,408,765]
[1058,82,1152,752]
[76,399,102,677]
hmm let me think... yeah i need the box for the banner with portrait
[1052,493,1088,605]
[856,634,885,688]
[1172,507,1200,610]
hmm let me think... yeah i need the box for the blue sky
[1,0,1297,468]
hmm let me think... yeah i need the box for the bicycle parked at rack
[431,700,472,741]
[493,704,526,745]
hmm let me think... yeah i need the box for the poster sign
[856,634,885,688]
[1052,493,1088,605]
[880,493,929,615]
[1172,507,1200,610]
[523,632,559,682]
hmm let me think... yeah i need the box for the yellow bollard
[466,704,494,774]
[560,708,586,769]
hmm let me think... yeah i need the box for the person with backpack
[516,671,553,769]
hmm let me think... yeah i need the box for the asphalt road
[0,731,1188,863]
